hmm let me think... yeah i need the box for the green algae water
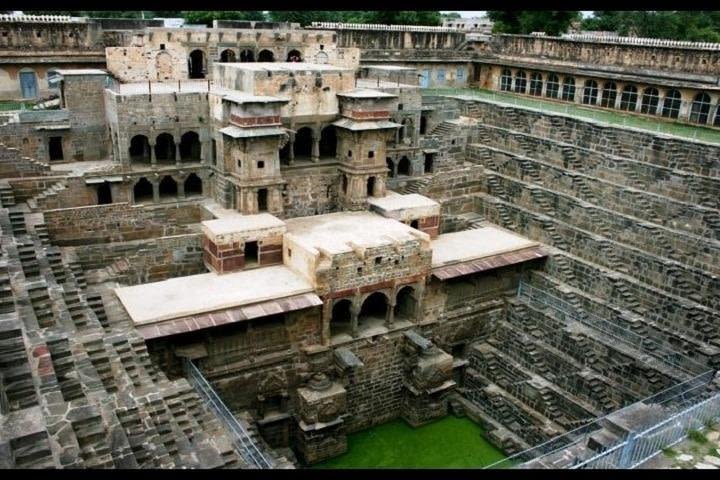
[312,416,507,469]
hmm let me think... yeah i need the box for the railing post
[618,432,638,468]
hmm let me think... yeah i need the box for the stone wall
[73,233,205,284]
[462,99,720,177]
[282,165,339,218]
[45,202,209,245]
[487,34,720,76]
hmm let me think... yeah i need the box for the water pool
[311,415,508,469]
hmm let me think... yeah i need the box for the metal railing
[480,281,717,469]
[183,358,274,469]
[483,368,717,469]
[573,390,720,469]
[517,281,709,376]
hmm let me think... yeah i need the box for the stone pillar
[175,142,181,165]
[540,77,548,97]
[414,282,425,323]
[178,177,186,199]
[350,301,359,338]
[288,134,295,165]
[152,181,160,203]
[614,84,623,110]
[678,93,691,120]
[321,300,332,346]
[150,142,157,165]
[311,131,320,163]
[200,140,208,164]
[386,297,396,329]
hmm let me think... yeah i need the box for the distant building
[442,16,493,34]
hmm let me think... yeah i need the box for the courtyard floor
[424,88,720,145]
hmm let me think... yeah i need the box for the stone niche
[368,192,441,238]
[201,213,286,274]
[401,330,456,427]
[294,373,348,465]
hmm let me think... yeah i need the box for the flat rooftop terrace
[115,264,316,327]
[284,211,427,255]
[431,226,546,279]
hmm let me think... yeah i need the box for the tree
[580,11,720,42]
[268,10,442,26]
[182,11,266,27]
[488,11,580,36]
[441,12,462,20]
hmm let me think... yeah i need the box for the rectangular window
[368,151,374,158]
[257,161,265,169]
[456,68,464,80]
[437,69,446,82]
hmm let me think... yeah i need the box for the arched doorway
[155,133,175,164]
[293,127,313,159]
[96,182,112,205]
[189,50,205,79]
[258,50,274,62]
[286,49,302,62]
[690,92,711,124]
[19,70,38,99]
[661,89,682,119]
[582,80,598,105]
[133,178,153,203]
[386,158,395,178]
[545,74,559,99]
[220,49,236,63]
[529,73,543,96]
[366,177,376,197]
[318,126,336,157]
[358,292,388,331]
[514,71,527,94]
[641,88,660,115]
[420,115,427,134]
[159,176,178,200]
[258,188,268,212]
[600,82,617,108]
[240,49,255,62]
[155,51,173,80]
[331,299,353,338]
[184,173,202,196]
[398,156,411,176]
[179,131,201,162]
[561,76,576,102]
[619,85,638,111]
[394,286,417,321]
[500,69,512,91]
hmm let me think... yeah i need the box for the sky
[442,11,595,19]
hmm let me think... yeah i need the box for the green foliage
[581,11,720,42]
[442,12,463,20]
[688,429,708,444]
[661,447,678,457]
[268,11,442,27]
[181,11,266,27]
[488,11,580,36]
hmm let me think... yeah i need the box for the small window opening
[257,160,265,169]
[160,44,166,50]
[375,257,382,265]
[348,150,352,157]
[368,151,374,158]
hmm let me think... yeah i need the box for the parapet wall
[487,34,720,76]
[45,202,210,245]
